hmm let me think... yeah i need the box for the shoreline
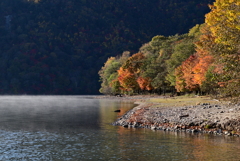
[109,95,240,136]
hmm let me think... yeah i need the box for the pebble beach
[109,95,240,136]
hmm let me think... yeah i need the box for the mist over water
[0,96,239,160]
[0,95,100,132]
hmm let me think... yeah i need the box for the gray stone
[217,129,222,133]
[151,126,157,130]
[224,131,229,135]
[192,129,198,133]
[227,133,232,136]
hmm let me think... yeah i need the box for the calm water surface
[0,96,239,161]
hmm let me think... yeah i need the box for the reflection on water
[99,99,136,130]
[0,96,239,160]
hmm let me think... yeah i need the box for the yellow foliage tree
[205,0,240,97]
[205,0,240,50]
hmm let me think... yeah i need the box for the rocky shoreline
[112,99,240,136]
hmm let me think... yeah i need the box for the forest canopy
[0,0,213,94]
[99,0,240,100]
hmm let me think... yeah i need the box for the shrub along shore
[109,95,240,136]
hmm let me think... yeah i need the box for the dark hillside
[0,0,214,94]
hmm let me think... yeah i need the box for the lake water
[0,96,239,161]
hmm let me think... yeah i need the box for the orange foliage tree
[187,24,216,93]
[192,49,214,86]
[117,52,153,93]
[175,55,199,92]
[137,77,153,91]
[117,67,139,92]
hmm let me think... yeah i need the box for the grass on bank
[147,95,222,108]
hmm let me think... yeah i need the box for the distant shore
[102,95,240,136]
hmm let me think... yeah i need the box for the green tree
[99,57,121,94]
[99,51,130,95]
[165,25,202,87]
[165,40,195,86]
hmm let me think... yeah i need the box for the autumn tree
[175,55,199,92]
[205,0,240,75]
[206,0,240,50]
[117,67,139,93]
[191,24,215,92]
[117,53,146,94]
[204,0,240,98]
[192,50,214,87]
[137,77,153,91]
